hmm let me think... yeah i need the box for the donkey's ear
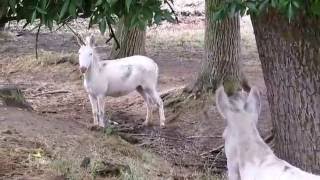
[216,86,230,119]
[245,87,261,115]
[86,34,95,47]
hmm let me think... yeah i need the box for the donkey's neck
[84,52,101,81]
[234,123,273,163]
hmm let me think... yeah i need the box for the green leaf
[212,9,225,21]
[246,1,258,12]
[59,0,70,19]
[258,0,270,12]
[271,0,278,7]
[95,0,103,6]
[36,7,47,14]
[229,3,237,17]
[31,10,37,24]
[69,0,77,17]
[9,0,16,13]
[287,2,293,21]
[292,1,300,8]
[99,18,106,34]
[311,1,320,16]
[125,0,132,12]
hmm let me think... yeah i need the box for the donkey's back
[100,55,159,97]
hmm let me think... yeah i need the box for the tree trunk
[0,22,4,31]
[109,17,146,59]
[251,11,320,173]
[0,2,7,31]
[190,0,246,95]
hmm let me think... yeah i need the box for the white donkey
[78,35,165,128]
[216,86,320,180]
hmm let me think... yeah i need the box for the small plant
[50,160,72,177]
[104,126,117,136]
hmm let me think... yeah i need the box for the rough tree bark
[109,17,146,59]
[0,22,4,31]
[0,2,7,31]
[251,11,320,173]
[189,0,247,95]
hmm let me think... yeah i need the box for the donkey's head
[216,86,261,133]
[78,35,96,74]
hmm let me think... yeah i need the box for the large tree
[251,12,320,172]
[217,0,320,172]
[109,0,175,59]
[0,1,8,31]
[109,17,146,58]
[187,0,247,96]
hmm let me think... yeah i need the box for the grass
[147,26,205,49]
[6,50,77,73]
[46,134,175,180]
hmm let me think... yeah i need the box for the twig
[186,135,222,139]
[33,90,70,97]
[121,132,185,141]
[201,144,224,157]
[65,23,85,45]
[40,110,57,114]
[105,34,113,44]
[164,0,179,23]
[35,24,41,59]
[106,18,120,50]
[55,17,71,32]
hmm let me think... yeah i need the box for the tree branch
[65,23,85,46]
[35,24,41,59]
[164,0,179,23]
[106,18,120,50]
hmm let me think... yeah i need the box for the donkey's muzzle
[80,67,87,73]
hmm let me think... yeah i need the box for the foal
[216,86,320,180]
[78,35,165,128]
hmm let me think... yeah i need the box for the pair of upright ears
[216,86,261,119]
[85,35,95,47]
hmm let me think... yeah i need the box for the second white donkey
[78,35,165,128]
[216,86,320,180]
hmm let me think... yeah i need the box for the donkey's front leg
[88,94,99,126]
[97,96,106,127]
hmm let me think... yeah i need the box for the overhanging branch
[106,18,120,50]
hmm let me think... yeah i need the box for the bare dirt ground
[0,1,272,179]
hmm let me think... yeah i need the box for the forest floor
[0,1,272,179]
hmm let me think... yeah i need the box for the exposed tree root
[0,84,33,110]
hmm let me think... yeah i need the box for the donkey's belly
[105,83,137,97]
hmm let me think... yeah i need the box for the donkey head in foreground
[216,86,261,180]
[216,86,261,131]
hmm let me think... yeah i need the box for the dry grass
[147,27,204,49]
[47,133,174,180]
[6,50,77,73]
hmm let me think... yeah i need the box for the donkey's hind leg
[136,86,153,126]
[145,88,165,128]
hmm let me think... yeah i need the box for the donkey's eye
[89,53,93,56]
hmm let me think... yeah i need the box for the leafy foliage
[0,0,175,33]
[213,0,320,21]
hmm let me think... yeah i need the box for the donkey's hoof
[142,121,152,127]
[88,125,103,131]
[160,124,166,129]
